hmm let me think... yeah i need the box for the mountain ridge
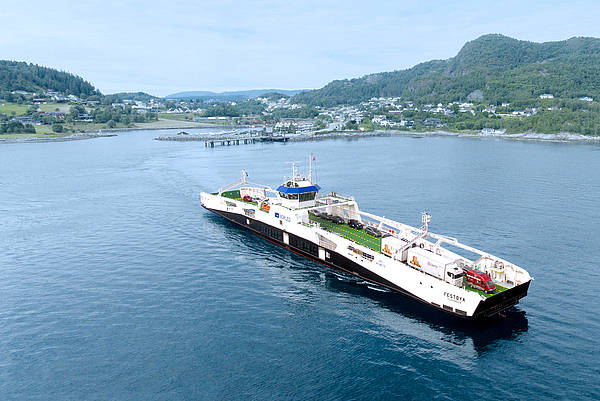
[293,34,600,106]
[165,89,307,101]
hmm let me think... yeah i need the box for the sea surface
[1,129,599,400]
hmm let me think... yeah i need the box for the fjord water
[1,130,599,400]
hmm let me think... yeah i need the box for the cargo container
[407,246,463,287]
[380,235,408,258]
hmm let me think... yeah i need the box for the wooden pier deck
[155,133,289,147]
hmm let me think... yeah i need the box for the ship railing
[358,210,419,235]
[308,198,355,210]
[300,220,320,229]
[358,209,501,260]
[324,192,355,202]
[218,171,274,195]
[395,229,429,256]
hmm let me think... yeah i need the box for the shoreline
[2,126,600,145]
[310,129,600,143]
[0,121,240,144]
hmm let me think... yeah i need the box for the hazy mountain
[165,89,307,101]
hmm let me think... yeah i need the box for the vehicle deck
[217,190,511,297]
[463,280,509,298]
[309,215,382,252]
[220,190,241,199]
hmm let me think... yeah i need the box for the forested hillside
[293,35,600,106]
[0,60,98,98]
[109,92,158,102]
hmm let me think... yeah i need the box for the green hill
[108,92,158,102]
[0,60,99,98]
[293,34,600,106]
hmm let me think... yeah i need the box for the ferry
[200,160,532,319]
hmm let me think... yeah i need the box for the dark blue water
[1,130,599,400]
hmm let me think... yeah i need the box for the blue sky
[1,0,598,96]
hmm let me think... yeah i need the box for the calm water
[1,130,599,400]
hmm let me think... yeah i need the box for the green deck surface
[463,278,509,298]
[220,191,259,206]
[221,190,241,199]
[309,215,381,252]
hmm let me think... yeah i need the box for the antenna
[421,211,431,233]
[310,154,317,184]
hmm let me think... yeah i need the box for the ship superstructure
[200,161,532,319]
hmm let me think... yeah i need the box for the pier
[204,137,261,147]
[155,132,290,147]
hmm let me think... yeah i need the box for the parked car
[347,219,363,229]
[466,269,496,293]
[331,215,345,224]
[243,195,253,202]
[309,209,325,219]
[322,213,334,221]
[365,226,383,237]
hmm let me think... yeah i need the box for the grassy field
[69,122,110,132]
[32,122,110,134]
[35,125,54,134]
[134,118,220,129]
[0,102,29,116]
[38,103,71,113]
[157,113,198,121]
[157,113,235,125]
[1,131,68,139]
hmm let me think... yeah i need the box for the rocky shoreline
[3,127,600,144]
[0,131,118,144]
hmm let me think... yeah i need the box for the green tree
[52,123,63,133]
[344,121,358,130]
[69,104,85,119]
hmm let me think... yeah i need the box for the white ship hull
[200,191,531,319]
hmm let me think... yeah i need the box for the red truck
[466,269,496,293]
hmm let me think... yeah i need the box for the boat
[200,160,532,319]
[258,134,288,142]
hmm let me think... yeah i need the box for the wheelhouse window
[280,192,303,200]
[299,192,316,202]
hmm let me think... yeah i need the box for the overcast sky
[1,0,598,96]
